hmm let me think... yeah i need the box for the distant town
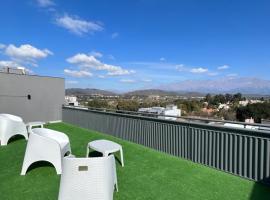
[65,88,270,126]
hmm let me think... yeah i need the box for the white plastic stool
[86,140,124,167]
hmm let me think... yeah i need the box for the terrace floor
[0,122,270,200]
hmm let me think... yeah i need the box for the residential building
[218,103,230,110]
[138,104,181,120]
[239,99,264,106]
[65,96,79,106]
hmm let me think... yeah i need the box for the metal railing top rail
[63,106,270,137]
[64,105,270,127]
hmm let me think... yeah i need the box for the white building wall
[139,105,181,121]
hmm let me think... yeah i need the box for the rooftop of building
[0,68,64,79]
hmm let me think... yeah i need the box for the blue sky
[0,0,270,91]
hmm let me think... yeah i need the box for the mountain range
[159,77,270,95]
[65,88,116,96]
[66,77,270,96]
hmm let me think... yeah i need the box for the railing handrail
[63,105,270,127]
[63,106,270,137]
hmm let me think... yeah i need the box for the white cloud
[160,57,166,62]
[4,44,53,65]
[89,51,103,58]
[66,80,78,84]
[0,43,6,49]
[67,53,135,76]
[142,79,152,82]
[36,0,55,7]
[111,32,119,39]
[190,67,208,73]
[176,64,208,74]
[108,54,115,60]
[64,69,93,78]
[98,75,105,78]
[218,65,229,70]
[227,73,238,77]
[67,53,102,68]
[55,14,103,35]
[175,64,187,71]
[107,69,135,76]
[120,79,136,83]
[5,44,53,58]
[208,72,219,76]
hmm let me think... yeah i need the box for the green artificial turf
[0,122,270,200]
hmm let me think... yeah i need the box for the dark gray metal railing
[67,105,270,130]
[62,106,270,184]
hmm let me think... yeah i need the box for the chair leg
[54,161,62,175]
[21,160,32,175]
[112,156,118,192]
[86,147,89,157]
[0,138,8,146]
[115,181,119,192]
[120,148,124,167]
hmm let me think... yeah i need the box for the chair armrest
[32,128,70,148]
[26,122,45,133]
[26,121,45,127]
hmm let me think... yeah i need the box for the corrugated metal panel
[63,107,270,184]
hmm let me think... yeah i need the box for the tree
[87,99,109,108]
[225,93,233,102]
[217,109,236,121]
[213,94,226,104]
[179,100,201,113]
[232,93,243,102]
[117,100,139,111]
[236,102,270,123]
[204,93,212,103]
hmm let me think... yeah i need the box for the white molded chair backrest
[0,113,28,146]
[32,128,69,145]
[0,114,23,122]
[58,155,116,200]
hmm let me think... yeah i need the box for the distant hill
[124,89,178,96]
[66,88,206,97]
[159,77,270,95]
[66,77,270,97]
[124,89,204,97]
[66,88,117,96]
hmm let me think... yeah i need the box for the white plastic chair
[0,114,28,146]
[58,155,118,200]
[21,128,71,175]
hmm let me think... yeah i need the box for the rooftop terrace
[0,122,270,200]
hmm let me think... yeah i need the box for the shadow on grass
[8,135,26,145]
[88,151,103,157]
[87,151,122,165]
[249,178,270,200]
[27,161,56,174]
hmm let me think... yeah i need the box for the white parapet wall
[0,72,65,123]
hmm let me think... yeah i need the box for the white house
[65,96,79,106]
[138,105,181,121]
[218,103,230,110]
[239,100,264,106]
